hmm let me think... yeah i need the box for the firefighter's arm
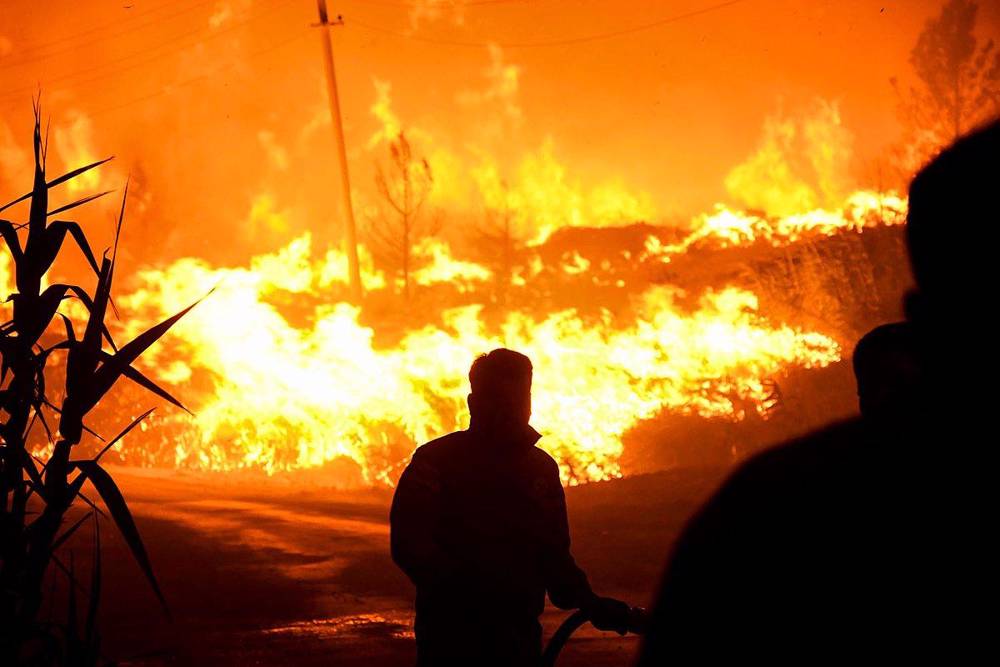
[389,453,456,588]
[538,457,633,633]
[537,458,595,610]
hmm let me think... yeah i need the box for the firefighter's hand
[584,595,632,635]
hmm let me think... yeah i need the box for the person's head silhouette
[906,120,999,329]
[852,322,920,422]
[468,348,533,440]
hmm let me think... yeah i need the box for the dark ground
[79,466,729,666]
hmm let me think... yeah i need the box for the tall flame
[111,208,862,485]
[4,93,908,487]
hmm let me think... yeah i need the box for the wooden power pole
[316,0,363,299]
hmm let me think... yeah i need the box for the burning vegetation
[0,85,918,488]
[1,171,909,486]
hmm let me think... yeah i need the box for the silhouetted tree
[477,180,522,306]
[367,132,435,300]
[891,0,1000,169]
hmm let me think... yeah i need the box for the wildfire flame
[642,190,907,261]
[1,92,910,487]
[97,191,909,486]
[2,183,904,486]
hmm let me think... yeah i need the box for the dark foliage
[1,104,203,666]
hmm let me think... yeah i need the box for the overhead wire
[348,0,540,7]
[0,0,295,103]
[2,0,222,68]
[85,29,311,118]
[345,0,751,48]
[2,0,754,120]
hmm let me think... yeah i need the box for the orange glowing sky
[1,0,998,265]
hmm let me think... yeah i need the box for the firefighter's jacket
[390,425,593,664]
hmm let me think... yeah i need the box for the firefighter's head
[906,120,998,328]
[852,322,921,422]
[468,348,533,434]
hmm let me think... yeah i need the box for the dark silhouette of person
[852,321,921,425]
[391,348,632,666]
[636,120,999,664]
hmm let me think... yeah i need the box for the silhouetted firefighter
[637,120,1000,664]
[390,349,631,666]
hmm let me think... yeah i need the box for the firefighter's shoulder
[399,433,463,494]
[526,445,562,482]
[405,430,469,477]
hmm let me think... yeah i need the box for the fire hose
[541,605,648,667]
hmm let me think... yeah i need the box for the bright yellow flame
[318,242,387,291]
[472,140,657,245]
[118,231,840,485]
[412,238,492,290]
[724,100,854,217]
[52,112,104,195]
[642,190,906,262]
[0,251,13,321]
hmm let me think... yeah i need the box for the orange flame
[642,191,906,262]
[113,221,850,484]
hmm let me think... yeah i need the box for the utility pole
[316,0,363,300]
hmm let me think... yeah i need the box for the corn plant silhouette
[1,103,204,665]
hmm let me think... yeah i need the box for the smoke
[456,44,523,126]
[257,130,289,172]
[208,4,235,30]
[368,79,404,149]
[725,99,855,216]
[248,193,291,236]
[51,111,105,194]
[408,0,469,29]
[0,118,29,186]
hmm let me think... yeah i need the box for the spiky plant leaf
[66,258,113,403]
[40,220,104,277]
[82,291,207,415]
[19,447,47,501]
[98,352,188,413]
[26,112,48,255]
[0,219,24,260]
[0,190,33,215]
[66,552,78,649]
[44,157,113,192]
[50,511,90,553]
[84,514,101,656]
[94,408,155,462]
[69,460,169,616]
[49,553,88,598]
[46,190,113,218]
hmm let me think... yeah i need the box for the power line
[84,29,310,118]
[316,0,363,299]
[0,0,295,103]
[1,0,756,113]
[349,0,539,7]
[2,0,219,68]
[3,0,531,69]
[348,0,752,48]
